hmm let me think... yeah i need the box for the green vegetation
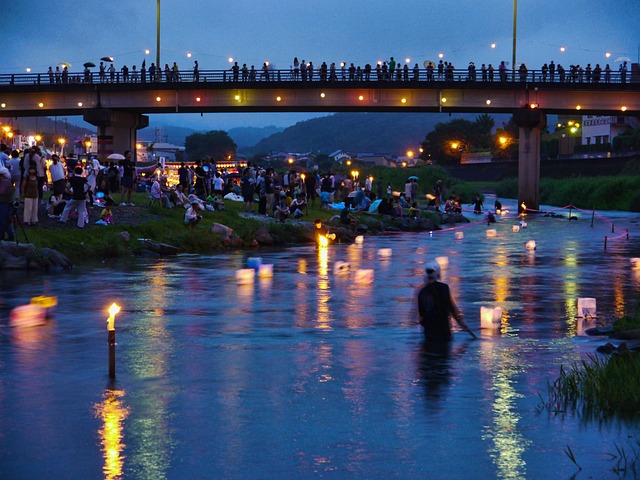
[613,315,640,334]
[546,353,640,420]
[495,175,640,212]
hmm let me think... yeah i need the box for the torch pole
[108,329,116,379]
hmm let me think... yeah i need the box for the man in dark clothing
[417,261,475,341]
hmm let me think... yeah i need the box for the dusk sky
[3,0,639,131]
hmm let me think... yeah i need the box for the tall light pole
[156,0,161,73]
[512,0,517,81]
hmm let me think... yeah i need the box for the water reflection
[95,386,129,480]
[316,246,332,330]
[480,341,531,480]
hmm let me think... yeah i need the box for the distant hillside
[243,112,510,155]
[228,125,283,149]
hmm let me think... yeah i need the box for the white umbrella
[107,153,125,160]
[615,56,631,63]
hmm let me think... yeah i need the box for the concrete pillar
[513,108,546,213]
[83,109,149,160]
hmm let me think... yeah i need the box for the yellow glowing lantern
[107,303,120,331]
[318,235,329,248]
[526,240,537,251]
[378,248,392,258]
[454,231,464,240]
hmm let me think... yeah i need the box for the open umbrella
[100,56,114,62]
[107,153,125,160]
[615,56,631,63]
[423,60,435,68]
[60,62,72,68]
[84,62,96,68]
[408,175,419,181]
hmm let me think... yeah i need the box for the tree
[493,117,519,160]
[184,130,237,162]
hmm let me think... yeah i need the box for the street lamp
[85,140,92,155]
[58,138,66,154]
[512,0,517,81]
[156,0,161,74]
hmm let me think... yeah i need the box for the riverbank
[2,193,463,267]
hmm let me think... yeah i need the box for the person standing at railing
[99,62,105,83]
[593,64,601,83]
[164,64,171,82]
[108,64,115,83]
[307,61,314,81]
[48,67,54,84]
[541,63,548,82]
[193,60,199,82]
[55,66,61,84]
[481,64,487,81]
[231,61,239,82]
[148,62,156,82]
[241,64,248,81]
[300,59,307,81]
[293,57,300,80]
[499,61,507,82]
[620,61,627,84]
[437,60,444,80]
[388,57,396,79]
[121,65,129,83]
[518,63,528,82]
[261,62,269,81]
[488,64,494,81]
[172,62,179,82]
[604,64,611,83]
[62,66,68,84]
[558,64,566,82]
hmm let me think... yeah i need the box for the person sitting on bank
[408,201,420,219]
[273,191,290,222]
[150,175,172,208]
[417,260,476,341]
[340,205,358,230]
[290,193,307,218]
[184,200,202,225]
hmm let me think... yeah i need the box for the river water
[1,198,640,479]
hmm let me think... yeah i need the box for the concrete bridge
[0,67,638,211]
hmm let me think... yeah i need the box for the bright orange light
[576,105,581,110]
[234,95,241,101]
[34,135,42,142]
[276,96,282,102]
[287,158,294,164]
[358,95,364,101]
[318,235,329,248]
[499,136,507,145]
[2,126,9,133]
[107,303,121,331]
[406,150,414,158]
[58,138,65,146]
[621,106,627,112]
[156,96,161,102]
[77,102,83,107]
[38,102,44,108]
[450,141,459,150]
[402,161,407,167]
[135,143,142,149]
[7,132,13,138]
[441,97,447,103]
[320,92,326,98]
[401,98,407,104]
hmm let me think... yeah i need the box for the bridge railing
[0,68,633,87]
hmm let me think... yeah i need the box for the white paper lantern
[435,256,449,268]
[512,225,520,232]
[258,264,273,278]
[577,298,596,317]
[520,221,527,228]
[354,235,364,245]
[247,257,262,270]
[378,248,392,258]
[354,269,374,284]
[480,306,502,329]
[455,231,464,240]
[486,229,497,238]
[236,268,255,284]
[526,240,536,251]
[631,258,640,269]
[9,304,46,328]
[334,261,351,275]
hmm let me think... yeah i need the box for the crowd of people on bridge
[32,56,631,86]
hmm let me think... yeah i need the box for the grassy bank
[544,314,640,421]
[496,175,640,212]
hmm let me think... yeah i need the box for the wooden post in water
[590,208,595,227]
[612,224,615,234]
[604,236,608,251]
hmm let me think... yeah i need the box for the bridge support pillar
[513,108,546,213]
[83,109,149,158]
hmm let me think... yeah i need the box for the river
[1,198,639,479]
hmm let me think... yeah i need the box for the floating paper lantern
[577,297,596,317]
[334,262,351,275]
[378,248,392,258]
[354,269,374,284]
[631,258,640,269]
[31,295,58,318]
[455,231,464,240]
[435,256,449,268]
[247,257,262,270]
[520,221,527,228]
[526,240,536,251]
[354,235,364,245]
[480,306,502,329]
[486,229,497,238]
[236,268,255,284]
[9,304,46,328]
[258,264,273,278]
[512,225,520,232]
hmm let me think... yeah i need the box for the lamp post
[156,0,161,73]
[512,0,517,82]
[58,138,66,155]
